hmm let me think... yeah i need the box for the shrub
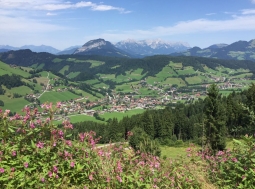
[0,104,201,188]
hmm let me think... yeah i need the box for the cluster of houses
[24,72,252,122]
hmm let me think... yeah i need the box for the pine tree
[204,83,227,152]
[140,111,154,138]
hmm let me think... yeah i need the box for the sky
[1,0,255,50]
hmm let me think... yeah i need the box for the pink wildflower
[0,168,4,173]
[12,151,16,156]
[56,102,62,108]
[70,161,75,168]
[36,141,44,149]
[48,171,53,178]
[106,177,111,182]
[41,177,45,182]
[11,167,15,172]
[89,174,93,181]
[116,160,123,173]
[116,175,122,182]
[30,122,35,129]
[65,140,72,147]
[79,133,85,142]
[36,119,42,125]
[24,162,28,168]
[53,166,58,173]
[217,151,224,156]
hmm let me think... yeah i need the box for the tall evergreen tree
[140,111,154,138]
[204,84,227,152]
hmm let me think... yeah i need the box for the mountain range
[171,39,255,61]
[73,39,131,57]
[1,38,255,61]
[115,39,189,57]
[0,45,60,54]
[0,39,190,57]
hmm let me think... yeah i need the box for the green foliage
[201,135,255,188]
[0,104,201,188]
[129,127,161,156]
[204,84,227,152]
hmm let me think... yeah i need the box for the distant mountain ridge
[73,39,132,57]
[115,39,190,57]
[171,39,255,61]
[0,45,60,54]
[1,38,255,61]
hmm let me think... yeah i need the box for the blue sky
[1,0,255,50]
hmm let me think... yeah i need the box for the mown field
[39,91,80,103]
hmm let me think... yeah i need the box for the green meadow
[0,95,29,112]
[101,109,145,121]
[59,65,69,75]
[39,91,80,103]
[0,61,30,77]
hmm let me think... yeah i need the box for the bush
[196,135,255,188]
[129,127,161,156]
[0,104,202,188]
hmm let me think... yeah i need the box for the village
[23,71,251,122]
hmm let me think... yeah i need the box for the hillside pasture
[146,76,163,84]
[229,73,253,79]
[129,68,146,80]
[59,65,69,75]
[185,76,202,85]
[101,109,145,121]
[176,66,196,75]
[228,51,246,60]
[67,72,80,79]
[68,114,104,123]
[66,58,88,63]
[87,60,105,68]
[115,83,133,93]
[36,63,45,70]
[156,65,178,79]
[85,79,100,85]
[169,61,183,69]
[0,95,29,112]
[162,77,186,87]
[7,86,33,96]
[98,74,115,81]
[52,58,63,63]
[39,91,80,103]
[0,61,30,77]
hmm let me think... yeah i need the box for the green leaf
[8,127,15,133]
[233,139,243,145]
[31,140,35,148]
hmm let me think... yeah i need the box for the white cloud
[241,9,255,15]
[88,15,255,42]
[92,5,121,11]
[0,15,66,33]
[46,12,57,16]
[206,13,216,16]
[0,0,130,13]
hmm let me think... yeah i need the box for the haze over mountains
[1,38,255,61]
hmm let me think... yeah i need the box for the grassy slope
[39,91,80,103]
[0,61,30,77]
